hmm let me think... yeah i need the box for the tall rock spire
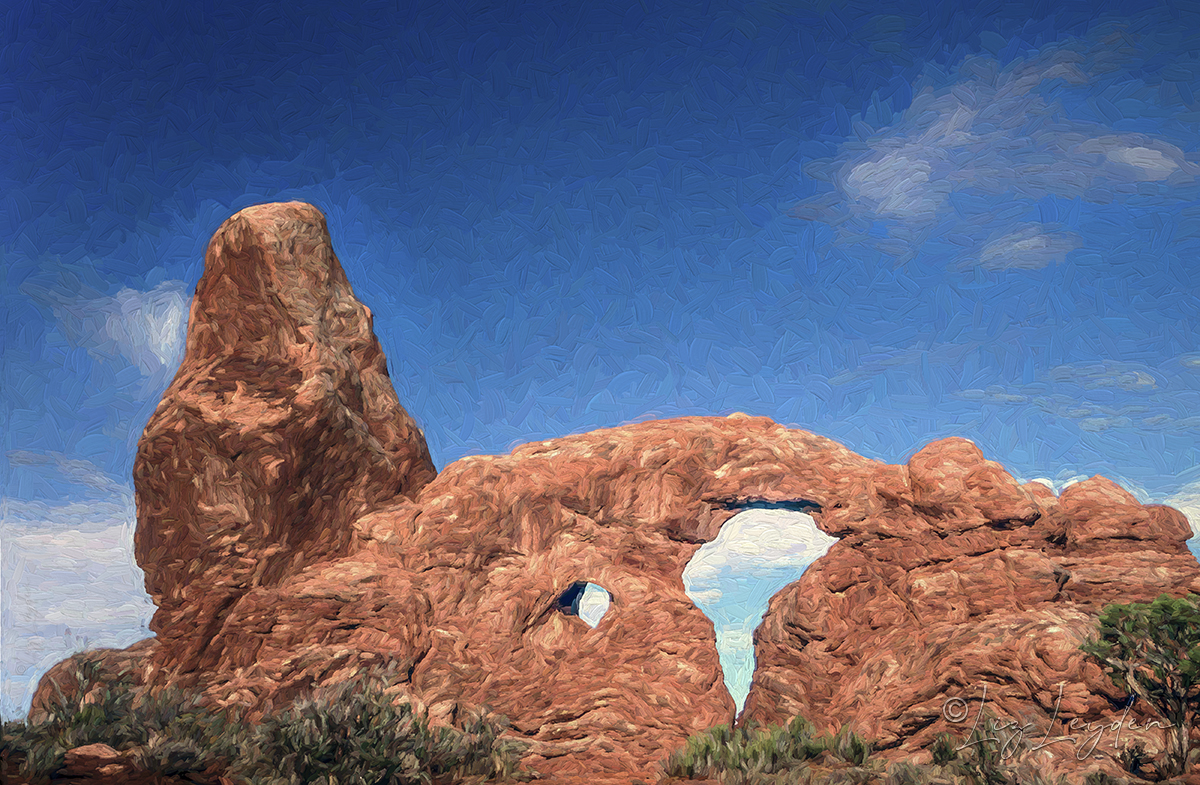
[133,202,436,674]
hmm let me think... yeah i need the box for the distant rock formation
[33,202,1200,783]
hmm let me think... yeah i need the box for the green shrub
[1082,772,1128,785]
[1080,593,1200,778]
[129,686,250,776]
[664,715,875,781]
[0,654,146,779]
[883,761,930,785]
[829,727,872,766]
[232,668,527,785]
[929,733,958,766]
[952,723,1008,785]
[1116,741,1149,776]
[3,660,526,784]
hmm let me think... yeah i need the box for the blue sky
[4,0,1200,718]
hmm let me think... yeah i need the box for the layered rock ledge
[32,202,1200,783]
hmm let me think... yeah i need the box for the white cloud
[717,626,754,652]
[99,282,189,374]
[687,509,838,574]
[829,341,980,386]
[791,29,1200,266]
[1165,482,1200,539]
[577,584,611,628]
[6,453,133,501]
[1078,135,1190,181]
[28,279,189,384]
[686,587,724,604]
[1,497,154,720]
[682,509,838,713]
[1018,474,1093,496]
[1044,361,1159,391]
[953,386,1029,405]
[977,224,1081,270]
[845,149,950,220]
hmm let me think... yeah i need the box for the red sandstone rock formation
[743,440,1200,775]
[132,202,436,680]
[31,202,1200,783]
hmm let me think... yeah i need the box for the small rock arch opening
[683,508,838,713]
[556,581,612,628]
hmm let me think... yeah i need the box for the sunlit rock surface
[33,203,1200,783]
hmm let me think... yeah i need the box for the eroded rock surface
[132,202,436,679]
[743,440,1200,775]
[33,202,1200,783]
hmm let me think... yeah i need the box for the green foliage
[829,727,873,766]
[230,668,526,785]
[929,733,958,766]
[1116,741,1148,776]
[2,660,527,784]
[0,654,146,779]
[664,715,874,781]
[130,686,250,776]
[1080,592,1200,778]
[953,723,1007,785]
[1082,773,1129,785]
[882,762,928,785]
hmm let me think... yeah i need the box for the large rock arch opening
[682,508,836,713]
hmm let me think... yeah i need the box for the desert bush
[829,727,872,766]
[129,686,249,776]
[1082,772,1129,785]
[3,660,526,784]
[0,654,145,779]
[664,716,878,782]
[950,723,1008,785]
[882,762,938,785]
[929,733,958,766]
[664,716,827,779]
[232,667,527,785]
[1117,741,1149,776]
[819,768,883,784]
[1080,593,1200,779]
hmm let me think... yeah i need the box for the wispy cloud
[1044,361,1159,391]
[1,498,153,719]
[25,278,189,385]
[6,452,133,500]
[829,341,980,386]
[951,356,1200,433]
[976,224,1081,271]
[7,451,133,501]
[953,386,1030,405]
[792,26,1200,266]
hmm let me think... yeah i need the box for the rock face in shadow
[33,202,1200,783]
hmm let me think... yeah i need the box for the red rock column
[133,202,436,676]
